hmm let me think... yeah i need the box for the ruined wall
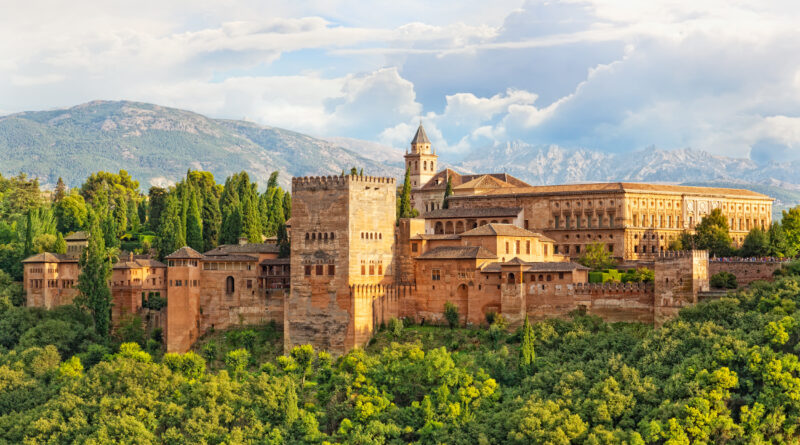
[709,260,784,287]
[525,282,654,324]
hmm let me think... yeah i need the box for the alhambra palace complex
[22,125,783,354]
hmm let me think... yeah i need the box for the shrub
[387,317,403,337]
[225,348,251,375]
[710,271,738,289]
[485,311,497,325]
[201,340,218,362]
[444,301,459,328]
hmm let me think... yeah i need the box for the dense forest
[4,170,800,443]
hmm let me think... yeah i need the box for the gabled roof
[204,243,279,256]
[416,246,497,260]
[421,207,522,219]
[113,259,166,270]
[165,246,204,259]
[65,231,88,241]
[22,252,74,263]
[419,170,530,191]
[410,234,462,240]
[455,175,516,191]
[261,257,291,265]
[459,223,544,238]
[411,124,430,144]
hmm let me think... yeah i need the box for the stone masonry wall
[709,260,784,287]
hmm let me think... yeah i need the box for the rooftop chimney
[238,236,248,246]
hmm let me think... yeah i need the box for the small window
[304,265,312,276]
[526,241,531,255]
[546,274,552,282]
[361,265,366,275]
[378,265,383,275]
[411,243,418,253]
[558,272,564,279]
[246,280,252,289]
[316,265,324,275]
[328,264,335,275]
[431,269,441,281]
[226,276,235,294]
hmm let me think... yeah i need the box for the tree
[112,197,128,238]
[398,168,414,221]
[694,208,733,256]
[740,227,769,257]
[22,210,34,258]
[185,189,203,252]
[444,301,459,328]
[519,315,536,377]
[768,222,795,258]
[148,187,168,232]
[53,233,66,254]
[53,177,67,202]
[101,213,119,249]
[781,206,800,255]
[202,193,221,252]
[157,194,185,259]
[442,176,453,209]
[277,223,290,258]
[220,206,243,245]
[577,242,617,270]
[55,194,88,233]
[283,192,292,219]
[76,211,112,339]
[710,271,737,289]
[267,171,280,190]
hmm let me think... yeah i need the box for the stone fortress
[23,124,780,355]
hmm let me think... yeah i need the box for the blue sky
[2,0,800,161]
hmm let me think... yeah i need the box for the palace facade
[21,124,778,355]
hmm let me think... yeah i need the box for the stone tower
[285,174,396,355]
[164,247,203,353]
[404,123,437,188]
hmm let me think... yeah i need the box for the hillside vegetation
[0,101,402,188]
[3,270,800,443]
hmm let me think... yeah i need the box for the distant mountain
[0,100,403,189]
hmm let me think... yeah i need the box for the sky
[2,0,800,162]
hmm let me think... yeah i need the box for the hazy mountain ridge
[0,100,403,189]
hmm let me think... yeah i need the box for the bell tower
[404,123,438,189]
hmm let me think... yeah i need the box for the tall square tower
[286,174,396,354]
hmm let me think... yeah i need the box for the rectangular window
[246,280,252,289]
[505,242,510,254]
[559,272,564,279]
[564,245,570,254]
[176,280,182,287]
[361,265,366,275]
[575,245,581,254]
[515,240,521,254]
[547,274,552,281]
[524,220,529,229]
[554,215,560,228]
[526,241,531,254]
[316,265,324,275]
[608,244,614,253]
[328,265,335,275]
[411,243,418,253]
[431,269,441,281]
[369,265,375,275]
[544,245,548,255]
[378,265,383,275]
[304,265,311,276]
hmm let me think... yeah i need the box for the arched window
[305,233,309,240]
[423,161,427,170]
[324,232,328,240]
[226,276,235,294]
[311,233,316,240]
[434,221,444,234]
[330,232,335,240]
[507,273,516,284]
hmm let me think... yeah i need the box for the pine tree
[157,194,185,259]
[282,192,292,219]
[398,168,413,221]
[77,211,112,339]
[442,176,453,209]
[54,177,67,202]
[126,198,140,233]
[186,189,204,251]
[277,223,290,258]
[519,315,536,377]
[53,232,67,254]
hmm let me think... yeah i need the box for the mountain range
[1,100,798,216]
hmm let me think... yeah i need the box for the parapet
[292,174,397,191]
[654,250,708,261]
[574,282,653,293]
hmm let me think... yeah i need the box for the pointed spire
[411,122,430,145]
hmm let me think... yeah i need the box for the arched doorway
[507,273,516,284]
[455,221,465,233]
[226,276,235,294]
[445,221,454,234]
[434,221,444,234]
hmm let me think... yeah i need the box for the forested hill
[0,100,403,189]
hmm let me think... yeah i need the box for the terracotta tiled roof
[64,231,89,241]
[455,175,515,191]
[420,170,530,191]
[261,258,291,265]
[416,246,498,260]
[204,243,279,256]
[22,252,74,263]
[421,207,522,219]
[202,254,258,262]
[409,234,462,240]
[460,223,542,238]
[448,182,772,200]
[165,246,204,259]
[113,259,167,270]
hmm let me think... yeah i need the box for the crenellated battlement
[574,282,653,293]
[653,250,708,261]
[292,174,397,191]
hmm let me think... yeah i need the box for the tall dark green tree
[519,315,536,377]
[242,184,262,243]
[442,176,453,209]
[112,197,128,238]
[53,177,67,202]
[53,232,67,254]
[740,227,769,257]
[202,193,222,252]
[185,189,204,252]
[157,194,185,259]
[277,223,290,258]
[220,206,243,245]
[148,187,167,232]
[267,171,279,190]
[76,211,112,339]
[101,213,119,249]
[782,206,800,255]
[397,168,414,221]
[23,210,34,258]
[768,222,794,258]
[282,192,292,219]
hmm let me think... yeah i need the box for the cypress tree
[148,187,167,232]
[271,189,285,233]
[277,223,290,258]
[282,192,292,219]
[127,198,140,232]
[267,171,279,190]
[442,176,453,209]
[202,193,222,251]
[23,210,34,257]
[77,211,112,339]
[519,315,536,378]
[398,168,413,220]
[102,213,119,249]
[242,184,262,243]
[186,189,204,251]
[157,194,185,259]
[54,177,67,202]
[53,232,67,254]
[113,197,127,238]
[221,206,243,245]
